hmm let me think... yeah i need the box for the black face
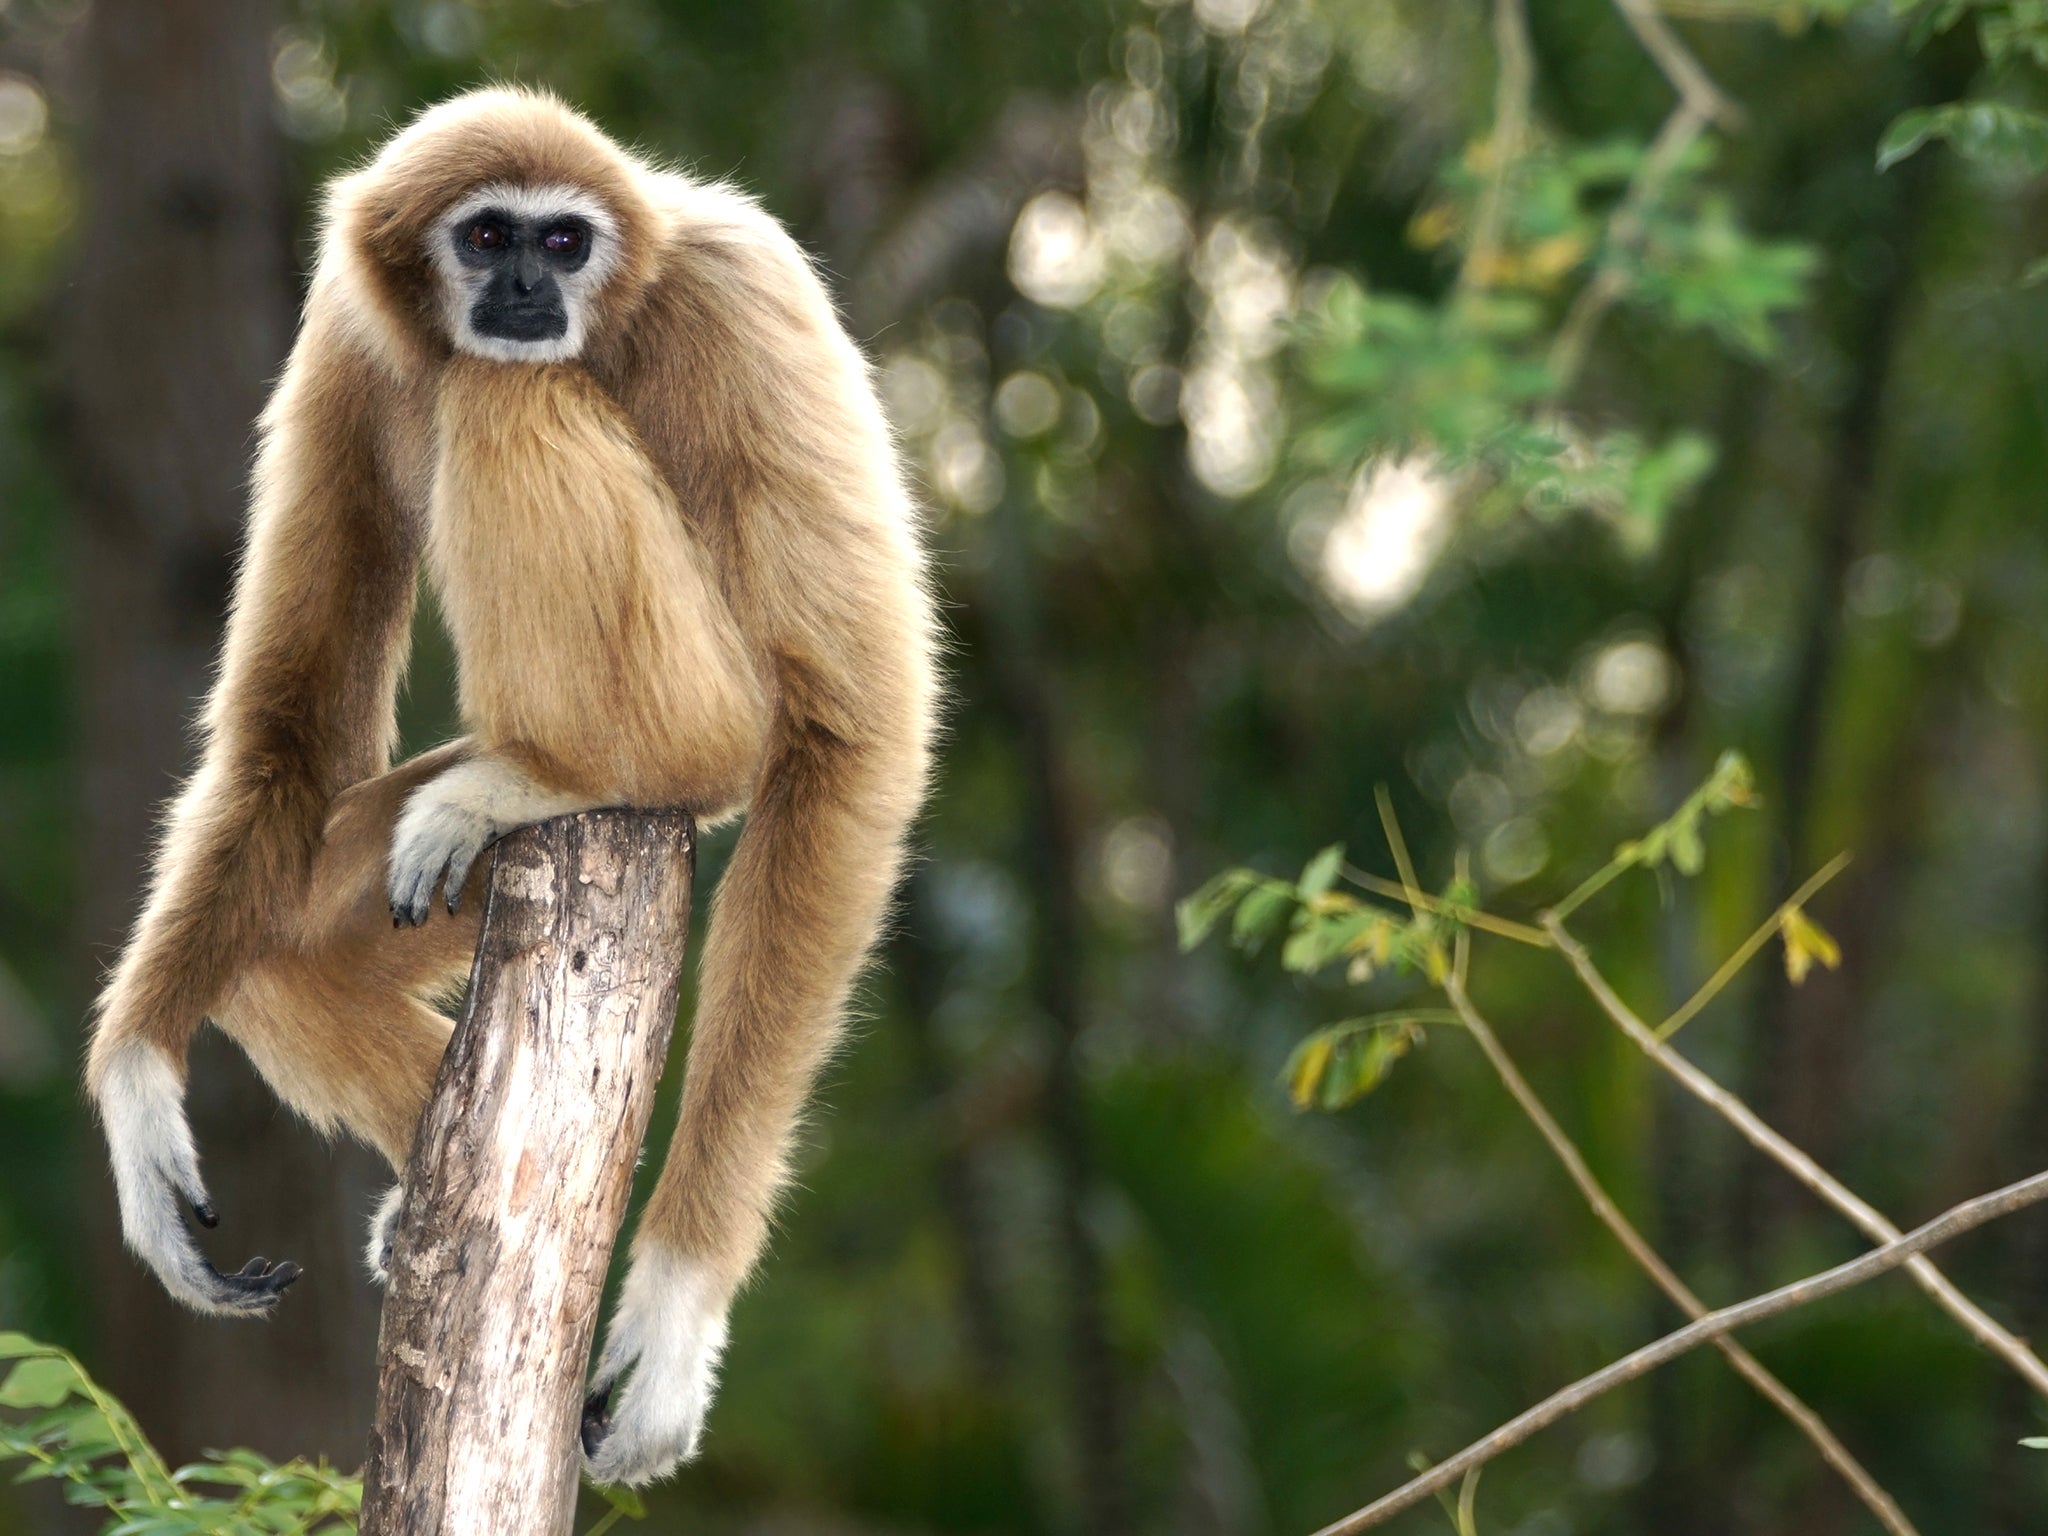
[454,208,595,343]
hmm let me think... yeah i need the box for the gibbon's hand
[580,1248,731,1486]
[98,1043,302,1317]
[387,772,499,927]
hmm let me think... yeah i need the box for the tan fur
[88,88,937,1338]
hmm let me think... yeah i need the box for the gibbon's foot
[580,1247,731,1486]
[365,1185,405,1284]
[98,1042,302,1318]
[387,777,498,927]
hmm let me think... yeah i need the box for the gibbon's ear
[324,88,663,363]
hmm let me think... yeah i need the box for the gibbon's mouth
[471,300,569,343]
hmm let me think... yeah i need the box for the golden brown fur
[86,88,936,1479]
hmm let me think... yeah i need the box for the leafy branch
[1181,749,2048,1530]
[0,1333,359,1535]
[0,1333,648,1536]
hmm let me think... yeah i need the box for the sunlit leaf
[1284,1019,1424,1111]
[1231,882,1298,952]
[1282,906,1380,974]
[1297,843,1345,901]
[0,1358,80,1410]
[1781,904,1842,984]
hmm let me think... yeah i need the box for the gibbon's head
[331,88,662,366]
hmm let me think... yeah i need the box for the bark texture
[362,811,694,1536]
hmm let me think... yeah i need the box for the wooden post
[361,810,693,1536]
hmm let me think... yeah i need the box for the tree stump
[361,810,694,1536]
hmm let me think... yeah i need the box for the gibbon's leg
[212,743,487,1280]
[96,744,479,1316]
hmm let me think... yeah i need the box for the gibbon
[86,87,937,1486]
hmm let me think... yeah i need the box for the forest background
[5,0,2048,1532]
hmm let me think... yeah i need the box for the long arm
[87,290,422,1315]
[582,200,938,1484]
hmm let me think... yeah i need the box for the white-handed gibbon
[86,87,938,1486]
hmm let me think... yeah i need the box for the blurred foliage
[0,1335,362,1535]
[7,0,2048,1532]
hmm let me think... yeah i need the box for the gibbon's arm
[86,290,422,1316]
[583,212,938,1485]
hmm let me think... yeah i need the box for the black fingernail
[192,1199,219,1229]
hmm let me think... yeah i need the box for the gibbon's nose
[511,247,545,296]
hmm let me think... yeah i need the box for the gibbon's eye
[542,225,585,256]
[464,220,507,253]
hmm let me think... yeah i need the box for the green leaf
[1297,843,1345,901]
[1281,907,1381,974]
[1879,101,2048,175]
[2021,1436,2048,1448]
[0,1358,81,1410]
[1877,106,1941,171]
[0,1335,45,1362]
[1230,882,1297,952]
[1669,817,1705,876]
[595,1480,648,1518]
[1283,1019,1423,1111]
[1174,869,1258,951]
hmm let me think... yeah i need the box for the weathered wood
[361,810,693,1536]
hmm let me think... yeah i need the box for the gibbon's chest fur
[425,356,770,811]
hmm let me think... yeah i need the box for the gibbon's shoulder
[642,171,830,298]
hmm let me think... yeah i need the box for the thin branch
[1358,831,1912,1532]
[1657,851,1851,1041]
[1545,0,1742,381]
[1548,101,1706,385]
[1458,0,1536,296]
[1542,911,2048,1400]
[1441,974,1916,1534]
[1312,1166,2048,1534]
[1340,864,1551,947]
[1374,785,1424,906]
[1611,0,1743,128]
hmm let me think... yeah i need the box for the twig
[1458,0,1535,296]
[1548,102,1707,385]
[1547,0,1742,383]
[1542,911,2048,1400]
[1311,1166,2048,1534]
[1440,974,1915,1534]
[1657,851,1850,1040]
[1611,0,1743,128]
[1340,864,1551,948]
[1357,823,1915,1532]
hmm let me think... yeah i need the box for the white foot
[96,1042,300,1316]
[581,1247,731,1486]
[387,756,588,925]
[365,1184,405,1284]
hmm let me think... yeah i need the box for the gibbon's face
[429,183,621,363]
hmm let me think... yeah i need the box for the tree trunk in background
[1730,161,1923,1290]
[62,0,388,1469]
